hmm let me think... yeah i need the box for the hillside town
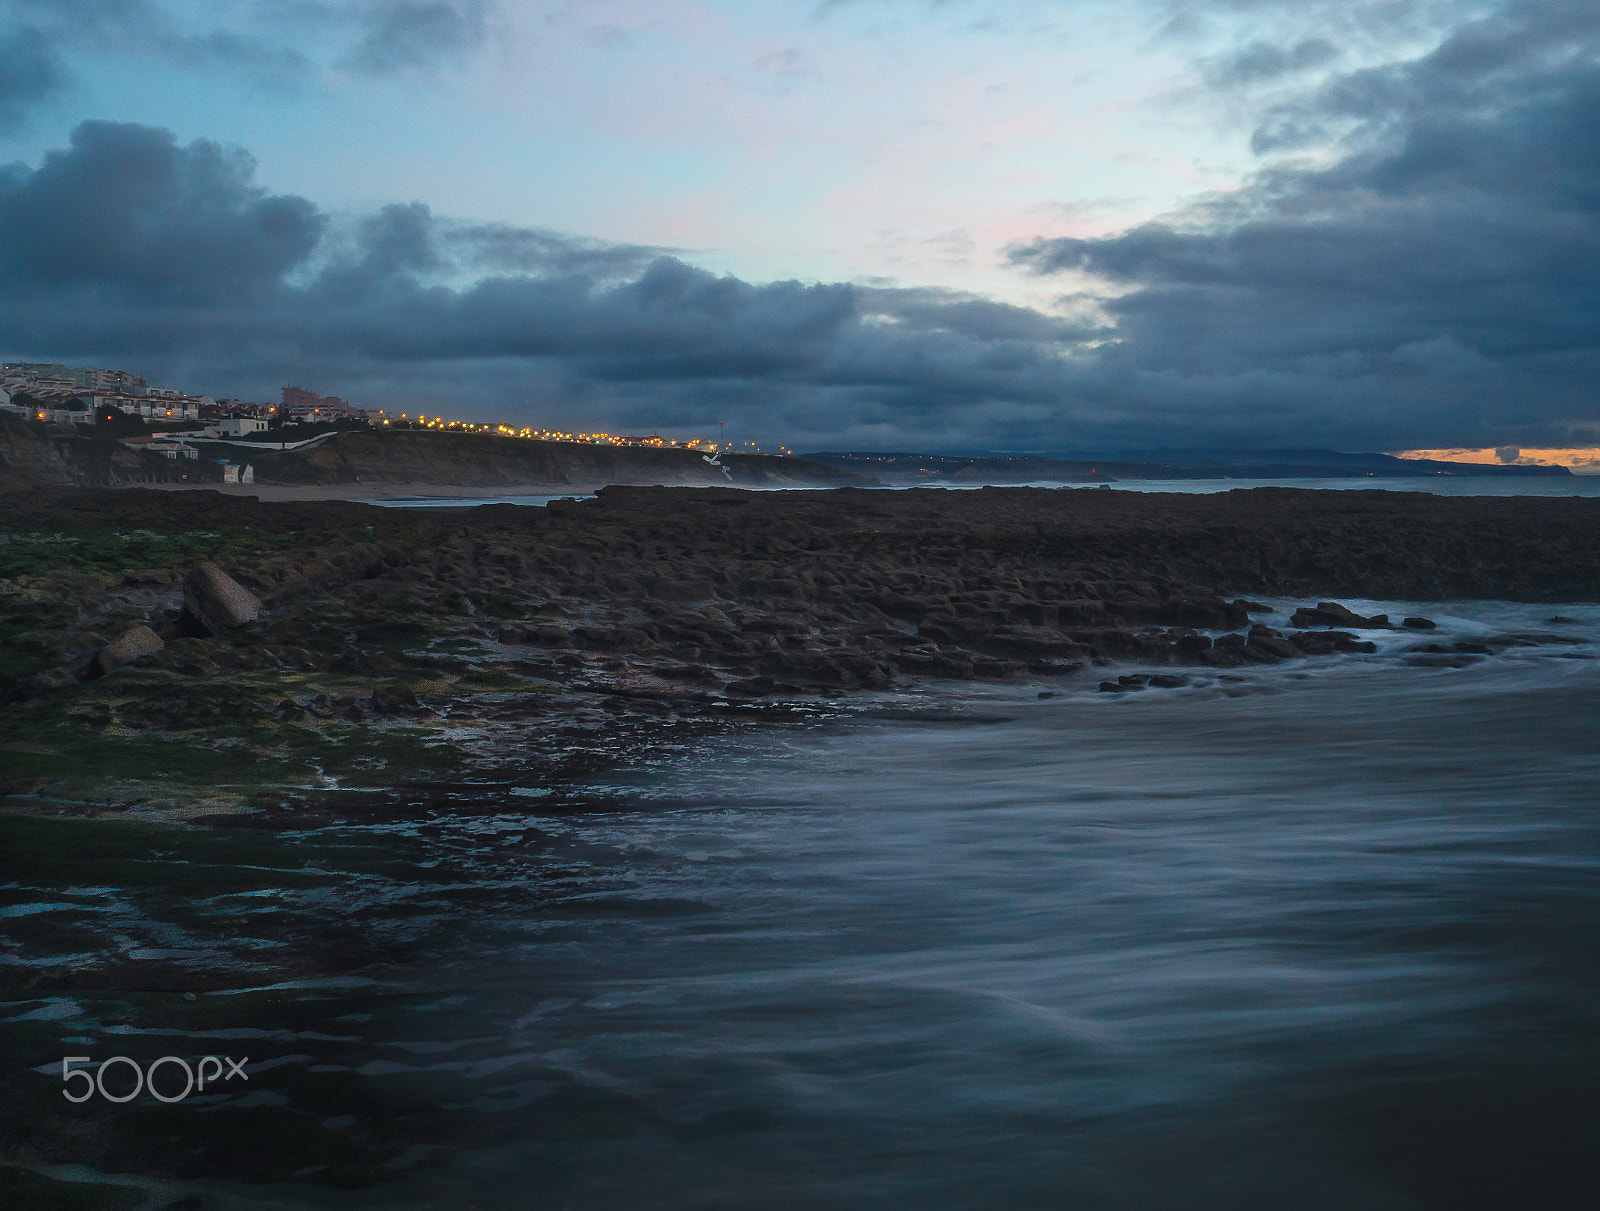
[0,362,766,456]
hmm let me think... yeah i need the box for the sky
[0,0,1596,455]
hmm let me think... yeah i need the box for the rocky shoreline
[3,482,1599,822]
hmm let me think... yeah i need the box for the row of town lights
[367,411,788,455]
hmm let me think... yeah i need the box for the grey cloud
[0,120,1124,451]
[1,0,314,99]
[445,223,668,280]
[0,120,323,301]
[340,0,489,73]
[858,287,1104,344]
[0,0,484,96]
[0,25,67,130]
[12,0,1600,462]
[1198,37,1338,87]
[1010,0,1600,449]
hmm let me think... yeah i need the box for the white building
[220,416,269,437]
[141,398,200,421]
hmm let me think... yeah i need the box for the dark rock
[651,577,717,602]
[1402,616,1438,630]
[15,667,76,698]
[1245,624,1301,660]
[160,637,222,675]
[121,568,177,587]
[371,684,424,714]
[1027,657,1084,675]
[182,562,261,636]
[725,675,805,696]
[1147,674,1188,688]
[984,624,1085,658]
[1293,630,1378,655]
[1098,680,1126,693]
[92,624,165,675]
[1290,601,1391,629]
[661,664,721,685]
[1452,642,1491,655]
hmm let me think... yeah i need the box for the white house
[220,417,269,437]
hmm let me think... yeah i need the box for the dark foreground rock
[2,482,1597,817]
[182,560,262,634]
[92,623,165,674]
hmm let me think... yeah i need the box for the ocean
[361,476,1600,508]
[7,597,1598,1208]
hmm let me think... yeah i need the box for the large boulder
[182,562,261,636]
[93,624,165,675]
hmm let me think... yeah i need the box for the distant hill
[801,449,1572,483]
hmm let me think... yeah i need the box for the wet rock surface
[1,482,1598,818]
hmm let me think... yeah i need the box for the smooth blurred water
[392,601,1599,1209]
[10,602,1599,1208]
[359,477,1600,507]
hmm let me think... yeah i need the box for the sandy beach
[144,479,600,503]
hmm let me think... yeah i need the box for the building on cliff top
[283,385,368,422]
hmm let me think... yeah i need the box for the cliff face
[224,430,861,488]
[0,414,161,486]
[0,413,73,484]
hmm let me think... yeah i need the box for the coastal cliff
[0,413,862,489]
[222,429,862,488]
[0,413,152,485]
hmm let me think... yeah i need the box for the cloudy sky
[1,0,1596,455]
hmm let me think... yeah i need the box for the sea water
[7,600,1598,1208]
[360,477,1600,507]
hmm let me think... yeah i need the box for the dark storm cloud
[0,26,66,131]
[0,120,323,301]
[0,120,1116,451]
[8,0,1598,455]
[1009,0,1600,449]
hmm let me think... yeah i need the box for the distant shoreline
[135,474,1600,505]
[143,479,608,503]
